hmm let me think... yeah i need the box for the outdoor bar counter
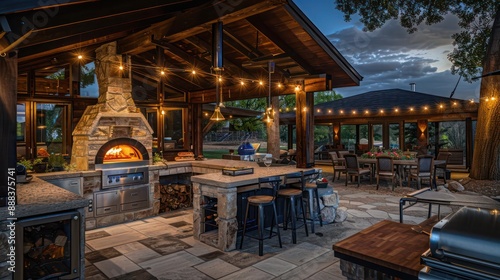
[190,159,317,251]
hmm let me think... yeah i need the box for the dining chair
[344,154,372,187]
[336,150,350,159]
[329,151,346,182]
[408,155,434,189]
[435,152,452,184]
[376,155,396,191]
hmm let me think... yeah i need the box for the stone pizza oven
[71,42,153,171]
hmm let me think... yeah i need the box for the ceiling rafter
[245,16,317,75]
[117,0,282,54]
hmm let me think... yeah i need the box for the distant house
[280,89,478,168]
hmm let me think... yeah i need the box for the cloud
[326,13,480,101]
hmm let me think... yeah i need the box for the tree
[335,0,500,180]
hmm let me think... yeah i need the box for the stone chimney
[70,42,153,170]
[410,82,416,91]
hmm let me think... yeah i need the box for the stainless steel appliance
[101,165,149,189]
[94,165,150,217]
[419,206,500,280]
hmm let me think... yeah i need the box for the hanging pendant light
[210,106,225,121]
[210,21,225,121]
[210,72,225,121]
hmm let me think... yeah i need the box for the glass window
[389,123,400,149]
[340,124,356,150]
[35,67,70,96]
[439,121,466,150]
[36,103,66,156]
[404,122,418,150]
[17,103,27,159]
[79,62,98,98]
[372,124,383,148]
[314,125,332,146]
[162,108,184,149]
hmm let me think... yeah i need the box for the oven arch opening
[95,138,150,165]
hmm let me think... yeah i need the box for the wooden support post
[0,52,18,206]
[295,85,314,168]
[465,117,472,170]
[191,103,203,157]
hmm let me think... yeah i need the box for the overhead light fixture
[210,21,225,121]
[210,106,225,121]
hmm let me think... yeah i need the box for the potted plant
[48,153,66,172]
[17,158,34,172]
[32,158,47,173]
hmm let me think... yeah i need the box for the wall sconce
[264,107,274,123]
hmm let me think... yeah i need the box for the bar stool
[302,169,324,233]
[279,171,309,244]
[239,176,282,256]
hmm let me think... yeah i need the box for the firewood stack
[159,183,192,213]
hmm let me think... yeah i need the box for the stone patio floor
[84,167,461,279]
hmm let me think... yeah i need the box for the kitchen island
[190,161,317,251]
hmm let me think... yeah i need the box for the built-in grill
[100,165,149,189]
[419,206,500,280]
[92,163,150,217]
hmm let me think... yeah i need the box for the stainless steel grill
[419,206,500,280]
[93,163,150,217]
[101,166,149,189]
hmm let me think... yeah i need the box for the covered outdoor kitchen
[1,1,498,280]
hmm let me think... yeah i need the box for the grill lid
[429,207,500,270]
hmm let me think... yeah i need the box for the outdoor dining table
[338,157,445,188]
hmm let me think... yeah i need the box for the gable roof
[1,0,362,101]
[280,88,478,124]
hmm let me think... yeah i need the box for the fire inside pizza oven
[103,145,142,164]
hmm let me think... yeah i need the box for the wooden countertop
[333,220,432,279]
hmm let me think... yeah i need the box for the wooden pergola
[0,0,362,176]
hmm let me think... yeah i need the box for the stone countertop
[34,170,101,179]
[0,177,89,220]
[191,163,315,188]
[149,158,259,171]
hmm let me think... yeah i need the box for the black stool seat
[289,169,323,233]
[279,171,309,244]
[239,176,282,256]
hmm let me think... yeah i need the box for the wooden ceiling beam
[246,16,317,75]
[183,35,257,81]
[153,40,213,76]
[133,51,208,91]
[0,0,96,14]
[117,0,281,54]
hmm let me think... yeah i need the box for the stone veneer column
[193,182,238,251]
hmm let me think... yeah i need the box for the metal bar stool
[279,171,309,244]
[287,169,323,233]
[302,169,324,233]
[239,176,282,256]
